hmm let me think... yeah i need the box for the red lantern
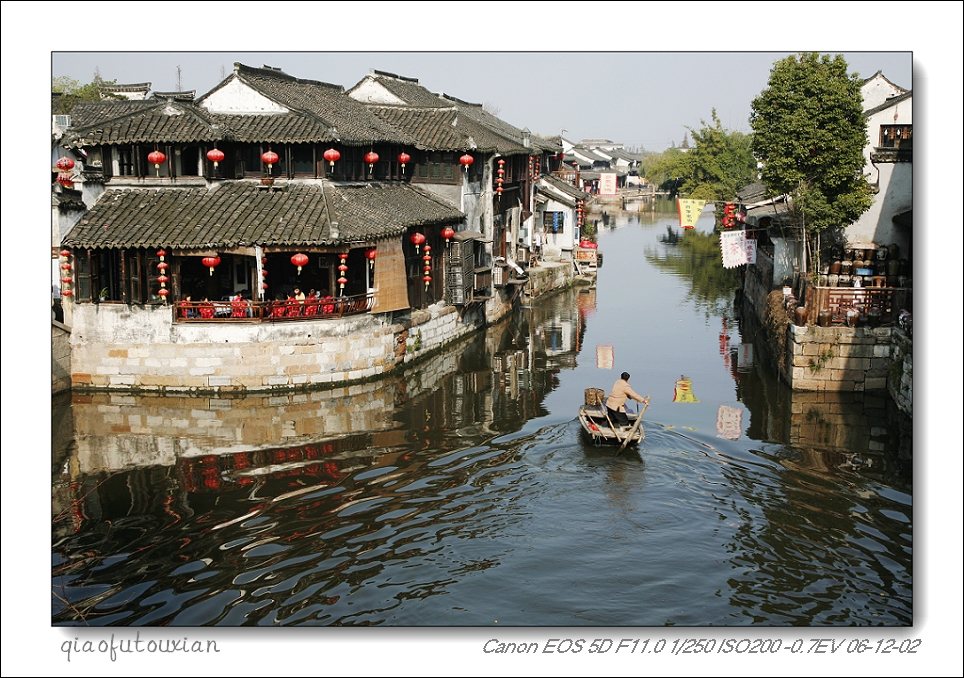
[201,255,221,276]
[323,148,341,168]
[261,150,279,173]
[156,249,167,258]
[291,252,309,274]
[366,248,377,268]
[260,269,268,277]
[57,173,74,188]
[147,150,166,168]
[61,276,73,284]
[157,261,169,272]
[61,263,71,271]
[364,151,379,174]
[60,249,71,258]
[56,157,75,172]
[337,275,348,291]
[442,226,455,244]
[398,152,411,174]
[423,274,432,290]
[158,288,170,298]
[62,289,73,297]
[157,275,169,285]
[261,282,269,290]
[410,232,425,253]
[206,148,225,169]
[459,153,474,171]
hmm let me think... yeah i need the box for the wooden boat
[578,388,645,447]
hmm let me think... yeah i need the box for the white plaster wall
[200,78,289,114]
[348,79,406,105]
[861,75,907,112]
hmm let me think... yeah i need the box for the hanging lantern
[201,255,221,276]
[366,248,377,269]
[398,152,411,174]
[260,269,268,277]
[62,289,73,297]
[261,149,279,175]
[261,282,269,290]
[57,173,74,188]
[158,288,170,298]
[338,252,348,293]
[423,273,432,290]
[61,262,72,272]
[410,232,425,253]
[157,261,169,272]
[364,151,379,174]
[157,249,167,259]
[56,157,75,172]
[323,148,341,168]
[157,275,169,285]
[147,150,166,175]
[206,147,225,169]
[441,226,455,245]
[61,276,73,285]
[291,252,309,275]
[459,153,474,171]
[60,249,71,258]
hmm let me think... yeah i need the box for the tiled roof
[440,94,554,153]
[62,181,462,250]
[69,101,159,129]
[211,113,334,143]
[366,72,448,107]
[153,90,196,101]
[367,105,527,153]
[229,64,412,145]
[69,100,220,145]
[864,90,912,117]
[539,175,587,201]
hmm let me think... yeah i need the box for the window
[292,144,315,176]
[117,146,136,176]
[544,211,564,234]
[879,124,912,149]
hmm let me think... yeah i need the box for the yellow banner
[677,199,706,230]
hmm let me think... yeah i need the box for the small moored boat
[578,388,645,447]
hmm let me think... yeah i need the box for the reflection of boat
[578,388,645,446]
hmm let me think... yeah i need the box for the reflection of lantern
[147,150,166,175]
[673,375,700,403]
[261,149,279,174]
[398,152,411,174]
[442,226,455,244]
[459,153,474,171]
[201,255,221,276]
[291,252,309,275]
[410,232,425,253]
[56,157,75,172]
[366,248,377,269]
[323,148,341,168]
[364,151,379,174]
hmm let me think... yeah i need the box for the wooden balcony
[172,292,376,323]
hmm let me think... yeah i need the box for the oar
[617,399,649,454]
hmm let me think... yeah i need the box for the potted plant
[97,287,109,302]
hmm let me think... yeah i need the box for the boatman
[606,372,650,427]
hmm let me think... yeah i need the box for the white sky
[2,2,962,677]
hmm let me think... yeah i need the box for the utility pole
[176,65,182,92]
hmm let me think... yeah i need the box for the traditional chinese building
[54,64,560,393]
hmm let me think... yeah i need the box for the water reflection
[52,206,911,626]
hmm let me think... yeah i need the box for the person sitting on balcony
[231,293,250,318]
[286,291,301,317]
[178,295,196,319]
[198,297,215,319]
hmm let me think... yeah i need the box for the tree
[679,109,756,202]
[641,147,689,196]
[750,53,873,266]
[51,74,118,114]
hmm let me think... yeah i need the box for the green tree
[52,75,118,114]
[680,109,757,202]
[750,53,873,266]
[642,147,689,195]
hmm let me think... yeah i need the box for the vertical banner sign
[596,345,614,370]
[744,238,757,265]
[599,173,618,196]
[716,405,743,440]
[720,230,748,268]
[677,199,706,230]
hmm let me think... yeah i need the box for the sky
[50,51,912,152]
[3,2,964,677]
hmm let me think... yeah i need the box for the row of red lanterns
[55,156,75,189]
[192,148,478,175]
[59,249,73,298]
[157,250,169,301]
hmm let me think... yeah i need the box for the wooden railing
[172,293,376,323]
[806,286,910,326]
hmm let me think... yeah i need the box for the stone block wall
[52,321,71,394]
[525,260,574,299]
[785,324,893,392]
[888,327,912,416]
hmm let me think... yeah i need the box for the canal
[51,204,912,626]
